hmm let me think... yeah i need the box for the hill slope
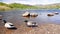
[36,3,60,9]
[0,2,38,11]
[7,3,38,9]
[0,2,60,11]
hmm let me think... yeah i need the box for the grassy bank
[0,2,60,11]
[0,6,12,11]
[36,3,60,9]
[0,2,38,11]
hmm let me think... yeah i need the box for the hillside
[36,3,60,9]
[0,2,60,11]
[0,2,11,11]
[0,2,38,11]
[7,3,38,9]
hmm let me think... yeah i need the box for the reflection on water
[0,10,60,34]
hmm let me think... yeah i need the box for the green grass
[7,3,38,9]
[0,2,38,11]
[36,4,60,9]
[0,2,60,11]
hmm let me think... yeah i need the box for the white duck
[22,12,30,17]
[30,13,38,17]
[24,20,38,27]
[3,20,16,29]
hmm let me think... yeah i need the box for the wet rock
[54,12,59,14]
[30,13,38,17]
[47,13,54,16]
[22,12,30,17]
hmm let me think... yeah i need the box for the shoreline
[0,9,60,12]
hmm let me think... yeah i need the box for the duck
[24,20,38,27]
[54,12,59,14]
[22,12,30,17]
[47,13,54,16]
[3,20,16,29]
[0,15,2,20]
[30,13,38,17]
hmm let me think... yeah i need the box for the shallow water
[0,9,60,34]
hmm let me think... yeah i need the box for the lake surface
[0,10,60,24]
[0,9,60,34]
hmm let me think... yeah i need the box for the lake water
[0,9,60,34]
[0,9,60,24]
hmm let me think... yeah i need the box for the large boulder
[22,12,30,17]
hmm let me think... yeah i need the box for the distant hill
[0,2,60,11]
[36,3,60,9]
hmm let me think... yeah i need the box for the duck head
[24,20,28,22]
[3,20,7,23]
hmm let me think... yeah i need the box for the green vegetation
[0,2,11,11]
[7,3,38,9]
[0,2,60,11]
[36,3,60,9]
[0,2,38,11]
